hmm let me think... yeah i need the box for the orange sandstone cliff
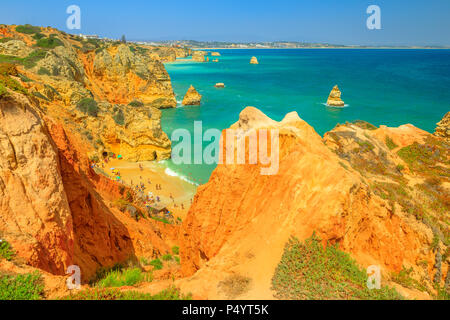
[178,107,448,299]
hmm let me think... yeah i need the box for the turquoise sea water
[161,49,450,185]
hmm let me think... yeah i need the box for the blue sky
[1,0,449,45]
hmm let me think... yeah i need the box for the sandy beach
[100,158,198,221]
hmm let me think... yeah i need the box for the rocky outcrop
[91,45,176,108]
[182,85,202,106]
[178,107,444,299]
[192,51,207,62]
[0,25,178,162]
[211,52,221,56]
[250,56,259,64]
[327,85,345,107]
[0,40,32,57]
[435,111,450,141]
[75,102,172,162]
[0,89,176,282]
[0,90,74,275]
[148,46,189,62]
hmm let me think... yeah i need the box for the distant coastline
[195,47,450,50]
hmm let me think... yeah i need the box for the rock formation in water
[178,107,448,299]
[182,85,202,106]
[192,51,207,62]
[327,85,345,107]
[211,52,221,56]
[250,56,259,64]
[435,111,450,141]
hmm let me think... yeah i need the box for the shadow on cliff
[49,123,138,283]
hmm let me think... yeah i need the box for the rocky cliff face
[178,107,448,299]
[435,112,450,141]
[0,25,183,282]
[91,45,176,107]
[0,90,74,275]
[0,25,176,162]
[0,86,176,282]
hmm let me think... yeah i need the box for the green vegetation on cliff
[36,36,63,49]
[272,234,402,300]
[60,286,191,300]
[15,24,41,35]
[95,267,151,288]
[0,240,15,261]
[0,271,44,300]
[0,63,28,97]
[0,49,47,69]
[77,98,99,117]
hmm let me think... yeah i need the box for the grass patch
[95,267,151,288]
[162,254,173,261]
[113,109,125,126]
[350,120,378,131]
[0,240,15,261]
[0,37,14,43]
[32,91,49,101]
[0,84,7,98]
[218,274,252,299]
[15,24,41,35]
[0,63,28,97]
[22,49,47,69]
[0,50,47,69]
[128,99,144,108]
[35,37,63,49]
[397,137,450,178]
[390,266,427,293]
[149,258,163,270]
[0,271,44,300]
[385,136,399,150]
[172,246,180,255]
[271,234,402,300]
[356,140,375,152]
[150,216,171,224]
[60,286,191,300]
[77,98,99,117]
[32,33,45,40]
[37,67,51,76]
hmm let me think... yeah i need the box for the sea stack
[435,111,450,141]
[250,56,259,64]
[182,85,202,106]
[211,52,221,56]
[192,51,207,62]
[327,85,345,107]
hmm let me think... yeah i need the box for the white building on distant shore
[79,34,99,40]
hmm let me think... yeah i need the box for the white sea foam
[164,167,199,186]
[321,102,350,108]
